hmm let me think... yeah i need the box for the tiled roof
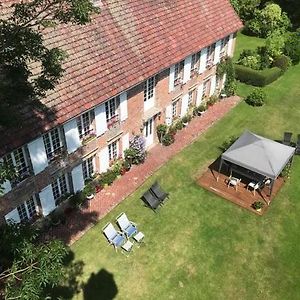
[0,0,243,156]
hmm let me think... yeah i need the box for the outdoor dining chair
[247,182,261,196]
[227,176,241,191]
[141,190,161,211]
[283,132,293,146]
[116,212,138,238]
[150,181,169,204]
[102,223,126,251]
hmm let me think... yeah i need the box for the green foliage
[230,0,261,22]
[124,136,146,165]
[83,182,96,197]
[246,3,291,38]
[99,169,118,186]
[193,103,207,116]
[156,124,168,143]
[0,223,75,300]
[265,30,286,58]
[0,0,98,127]
[219,135,238,152]
[0,162,17,194]
[273,55,292,72]
[245,88,266,106]
[161,133,175,146]
[69,192,86,208]
[181,114,192,124]
[175,119,184,130]
[217,58,237,96]
[283,30,300,64]
[235,64,281,86]
[207,95,218,106]
[251,201,264,210]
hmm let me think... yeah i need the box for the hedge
[235,64,282,87]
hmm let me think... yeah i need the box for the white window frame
[4,147,30,185]
[202,80,210,99]
[105,96,119,122]
[191,52,200,72]
[206,44,215,68]
[220,36,229,58]
[77,110,95,139]
[17,196,38,222]
[82,156,95,180]
[52,173,70,205]
[188,88,197,107]
[108,140,119,161]
[144,77,155,102]
[43,128,64,161]
[174,61,184,86]
[172,99,179,118]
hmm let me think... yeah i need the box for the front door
[143,117,154,148]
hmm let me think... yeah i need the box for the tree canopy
[0,0,98,127]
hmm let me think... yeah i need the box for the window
[108,141,119,161]
[202,80,209,99]
[16,196,37,222]
[4,147,30,184]
[172,100,179,118]
[82,156,95,180]
[220,36,229,58]
[206,44,215,67]
[191,52,200,72]
[43,128,63,161]
[174,61,184,86]
[188,89,197,107]
[105,96,119,122]
[144,77,155,102]
[52,174,69,205]
[77,111,95,139]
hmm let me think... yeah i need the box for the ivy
[216,58,237,96]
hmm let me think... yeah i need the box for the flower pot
[95,186,103,193]
[86,194,94,200]
[256,208,262,213]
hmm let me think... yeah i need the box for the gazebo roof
[221,131,295,179]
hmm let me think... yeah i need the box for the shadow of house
[83,269,118,300]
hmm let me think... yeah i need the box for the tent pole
[268,179,275,205]
[217,158,223,182]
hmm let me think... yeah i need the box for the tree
[0,223,82,300]
[0,0,98,127]
[247,3,291,38]
[230,0,261,22]
[284,29,300,65]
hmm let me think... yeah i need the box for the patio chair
[283,132,293,146]
[102,223,126,251]
[141,190,161,211]
[227,176,241,191]
[116,212,138,238]
[295,134,300,155]
[247,182,261,196]
[150,181,169,204]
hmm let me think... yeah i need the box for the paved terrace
[46,96,240,245]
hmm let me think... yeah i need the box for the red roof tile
[0,0,242,156]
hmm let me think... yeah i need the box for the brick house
[0,0,242,223]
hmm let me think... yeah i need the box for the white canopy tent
[218,131,295,200]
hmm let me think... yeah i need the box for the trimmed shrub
[162,133,175,146]
[235,64,281,86]
[156,124,168,142]
[99,169,117,186]
[175,119,184,130]
[245,88,266,107]
[273,55,292,72]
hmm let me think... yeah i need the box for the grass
[70,36,300,300]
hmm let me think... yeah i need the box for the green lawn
[70,37,300,300]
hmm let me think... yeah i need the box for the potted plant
[83,183,96,200]
[251,201,264,212]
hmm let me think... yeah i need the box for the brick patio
[48,96,240,245]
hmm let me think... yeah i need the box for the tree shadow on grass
[83,269,118,300]
[43,250,84,299]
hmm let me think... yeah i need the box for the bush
[162,133,175,146]
[219,135,237,152]
[251,201,264,210]
[235,64,281,86]
[245,88,266,106]
[156,124,168,142]
[238,55,261,70]
[175,119,184,130]
[69,192,86,208]
[99,169,117,186]
[82,182,96,197]
[124,135,146,165]
[284,30,300,65]
[273,55,292,72]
